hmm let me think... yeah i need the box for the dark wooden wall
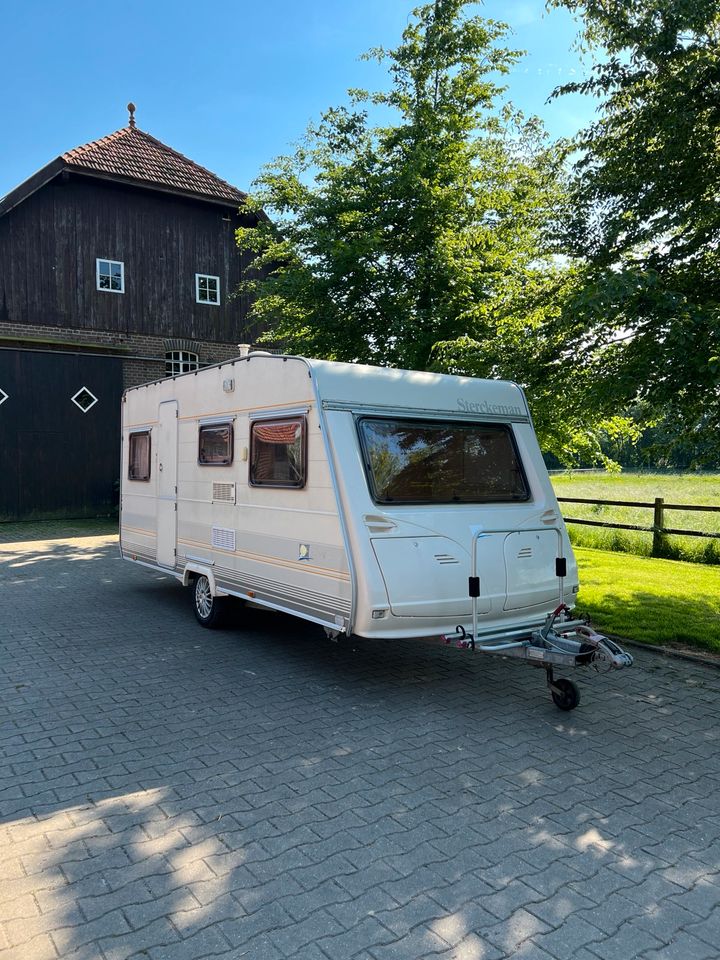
[0,349,122,520]
[0,174,261,343]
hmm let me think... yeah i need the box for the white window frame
[195,273,220,305]
[165,350,199,377]
[96,258,125,294]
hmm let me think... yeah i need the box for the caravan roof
[304,358,529,422]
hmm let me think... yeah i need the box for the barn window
[250,417,306,488]
[199,423,234,465]
[165,350,199,376]
[128,432,151,481]
[196,274,220,305]
[96,259,124,293]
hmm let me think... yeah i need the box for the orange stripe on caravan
[176,537,350,581]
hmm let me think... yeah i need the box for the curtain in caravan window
[250,418,305,487]
[128,432,151,481]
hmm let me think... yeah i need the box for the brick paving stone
[638,930,719,960]
[585,920,664,960]
[148,923,233,960]
[312,916,395,959]
[373,894,449,938]
[527,887,596,928]
[430,934,504,960]
[685,904,720,949]
[219,901,295,951]
[1,932,59,960]
[430,874,496,912]
[324,888,398,930]
[529,915,605,960]
[633,900,704,944]
[429,902,500,946]
[269,909,346,955]
[579,892,646,936]
[481,879,544,921]
[50,908,133,954]
[484,907,551,954]
[368,924,455,960]
[98,918,181,960]
[665,877,720,920]
[505,942,564,960]
[3,530,720,960]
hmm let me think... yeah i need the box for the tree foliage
[238,0,584,432]
[236,0,649,463]
[238,1,564,369]
[550,0,720,462]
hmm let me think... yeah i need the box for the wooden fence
[557,497,720,557]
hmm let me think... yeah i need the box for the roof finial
[127,102,136,128]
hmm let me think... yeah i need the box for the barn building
[0,105,262,521]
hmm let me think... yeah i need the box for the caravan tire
[192,575,227,629]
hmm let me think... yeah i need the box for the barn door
[156,401,178,568]
[0,349,122,521]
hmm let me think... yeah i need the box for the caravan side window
[250,417,306,488]
[199,424,234,465]
[128,432,151,481]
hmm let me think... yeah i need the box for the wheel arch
[182,564,228,596]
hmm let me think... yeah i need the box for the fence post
[652,497,665,557]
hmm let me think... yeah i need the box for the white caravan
[120,354,632,710]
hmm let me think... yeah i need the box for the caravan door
[156,400,178,568]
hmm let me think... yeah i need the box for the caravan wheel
[192,575,227,629]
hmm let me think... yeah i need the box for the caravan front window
[358,418,529,504]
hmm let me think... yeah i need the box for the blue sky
[0,1,596,199]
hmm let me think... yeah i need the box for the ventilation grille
[212,482,236,503]
[434,553,460,565]
[517,547,533,559]
[212,526,236,551]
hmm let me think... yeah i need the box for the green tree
[550,0,720,462]
[237,0,635,463]
[238,2,562,368]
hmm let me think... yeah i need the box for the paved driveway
[1,533,720,960]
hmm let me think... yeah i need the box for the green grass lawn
[575,546,720,652]
[551,471,720,563]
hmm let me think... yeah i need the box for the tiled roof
[62,125,246,205]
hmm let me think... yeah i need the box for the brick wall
[0,321,247,389]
